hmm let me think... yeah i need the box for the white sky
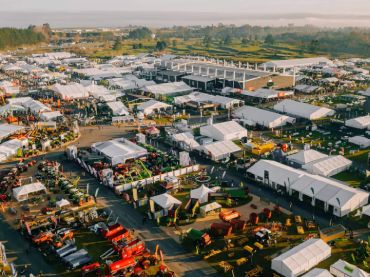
[1,0,369,14]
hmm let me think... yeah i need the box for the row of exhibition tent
[0,124,26,162]
[247,159,369,217]
[271,238,368,277]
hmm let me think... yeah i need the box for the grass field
[71,38,318,63]
[332,171,364,187]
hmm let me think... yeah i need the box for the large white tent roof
[302,268,333,277]
[197,140,241,160]
[92,138,147,165]
[287,149,328,165]
[40,111,63,121]
[302,155,352,177]
[200,121,248,141]
[345,115,370,130]
[174,91,242,109]
[241,88,294,99]
[348,136,370,148]
[247,160,369,217]
[106,101,129,116]
[262,57,332,69]
[233,106,295,128]
[0,124,25,140]
[274,99,335,120]
[271,239,331,277]
[53,83,89,100]
[137,99,171,115]
[144,81,193,96]
[151,193,182,210]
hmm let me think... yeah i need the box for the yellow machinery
[246,140,276,155]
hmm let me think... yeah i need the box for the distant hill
[0,26,47,50]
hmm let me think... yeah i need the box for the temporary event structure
[197,140,241,161]
[330,259,369,277]
[271,239,331,277]
[150,193,182,211]
[200,202,222,217]
[56,198,71,209]
[200,121,248,141]
[302,268,333,277]
[345,115,370,130]
[190,185,213,204]
[348,136,370,149]
[13,182,47,201]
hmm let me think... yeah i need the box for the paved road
[60,154,219,277]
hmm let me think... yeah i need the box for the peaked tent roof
[151,193,182,210]
[287,149,328,165]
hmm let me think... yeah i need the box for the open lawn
[332,171,364,187]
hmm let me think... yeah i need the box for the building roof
[271,239,331,277]
[262,57,332,69]
[233,106,295,128]
[200,121,248,141]
[330,259,368,277]
[53,83,89,100]
[190,185,213,201]
[174,91,242,107]
[301,268,333,277]
[182,75,216,82]
[197,140,241,159]
[137,99,171,115]
[106,101,129,116]
[151,193,182,210]
[13,182,46,201]
[92,138,147,165]
[274,99,335,120]
[348,136,370,148]
[287,149,328,165]
[241,88,294,99]
[0,124,25,140]
[302,155,352,177]
[144,81,193,96]
[345,115,370,129]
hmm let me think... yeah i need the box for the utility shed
[274,99,335,120]
[345,115,370,130]
[92,138,147,165]
[271,239,331,277]
[233,106,295,129]
[200,121,248,141]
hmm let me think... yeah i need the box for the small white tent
[271,239,331,277]
[56,198,71,209]
[150,193,182,210]
[330,259,368,277]
[302,268,333,277]
[190,185,213,204]
[200,202,222,217]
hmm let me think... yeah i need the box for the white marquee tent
[144,81,193,98]
[197,140,241,161]
[53,83,89,100]
[287,149,328,166]
[137,99,171,116]
[13,182,46,202]
[274,99,335,120]
[302,155,352,177]
[247,160,369,217]
[190,185,213,204]
[200,121,248,141]
[92,138,147,165]
[271,239,331,277]
[0,124,25,140]
[56,198,71,209]
[151,193,182,210]
[106,101,129,116]
[348,136,370,149]
[233,106,295,129]
[345,115,370,130]
[200,202,222,217]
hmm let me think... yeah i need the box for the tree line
[0,27,46,49]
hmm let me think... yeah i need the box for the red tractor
[108,257,136,276]
[101,223,124,239]
[113,238,146,259]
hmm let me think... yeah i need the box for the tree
[155,40,167,51]
[223,35,232,45]
[308,39,320,53]
[128,27,152,40]
[112,38,122,50]
[172,40,177,47]
[241,38,248,44]
[264,34,275,45]
[203,35,212,48]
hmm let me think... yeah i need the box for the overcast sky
[1,0,370,14]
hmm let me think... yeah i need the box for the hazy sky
[1,0,370,14]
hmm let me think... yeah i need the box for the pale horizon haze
[0,0,369,28]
